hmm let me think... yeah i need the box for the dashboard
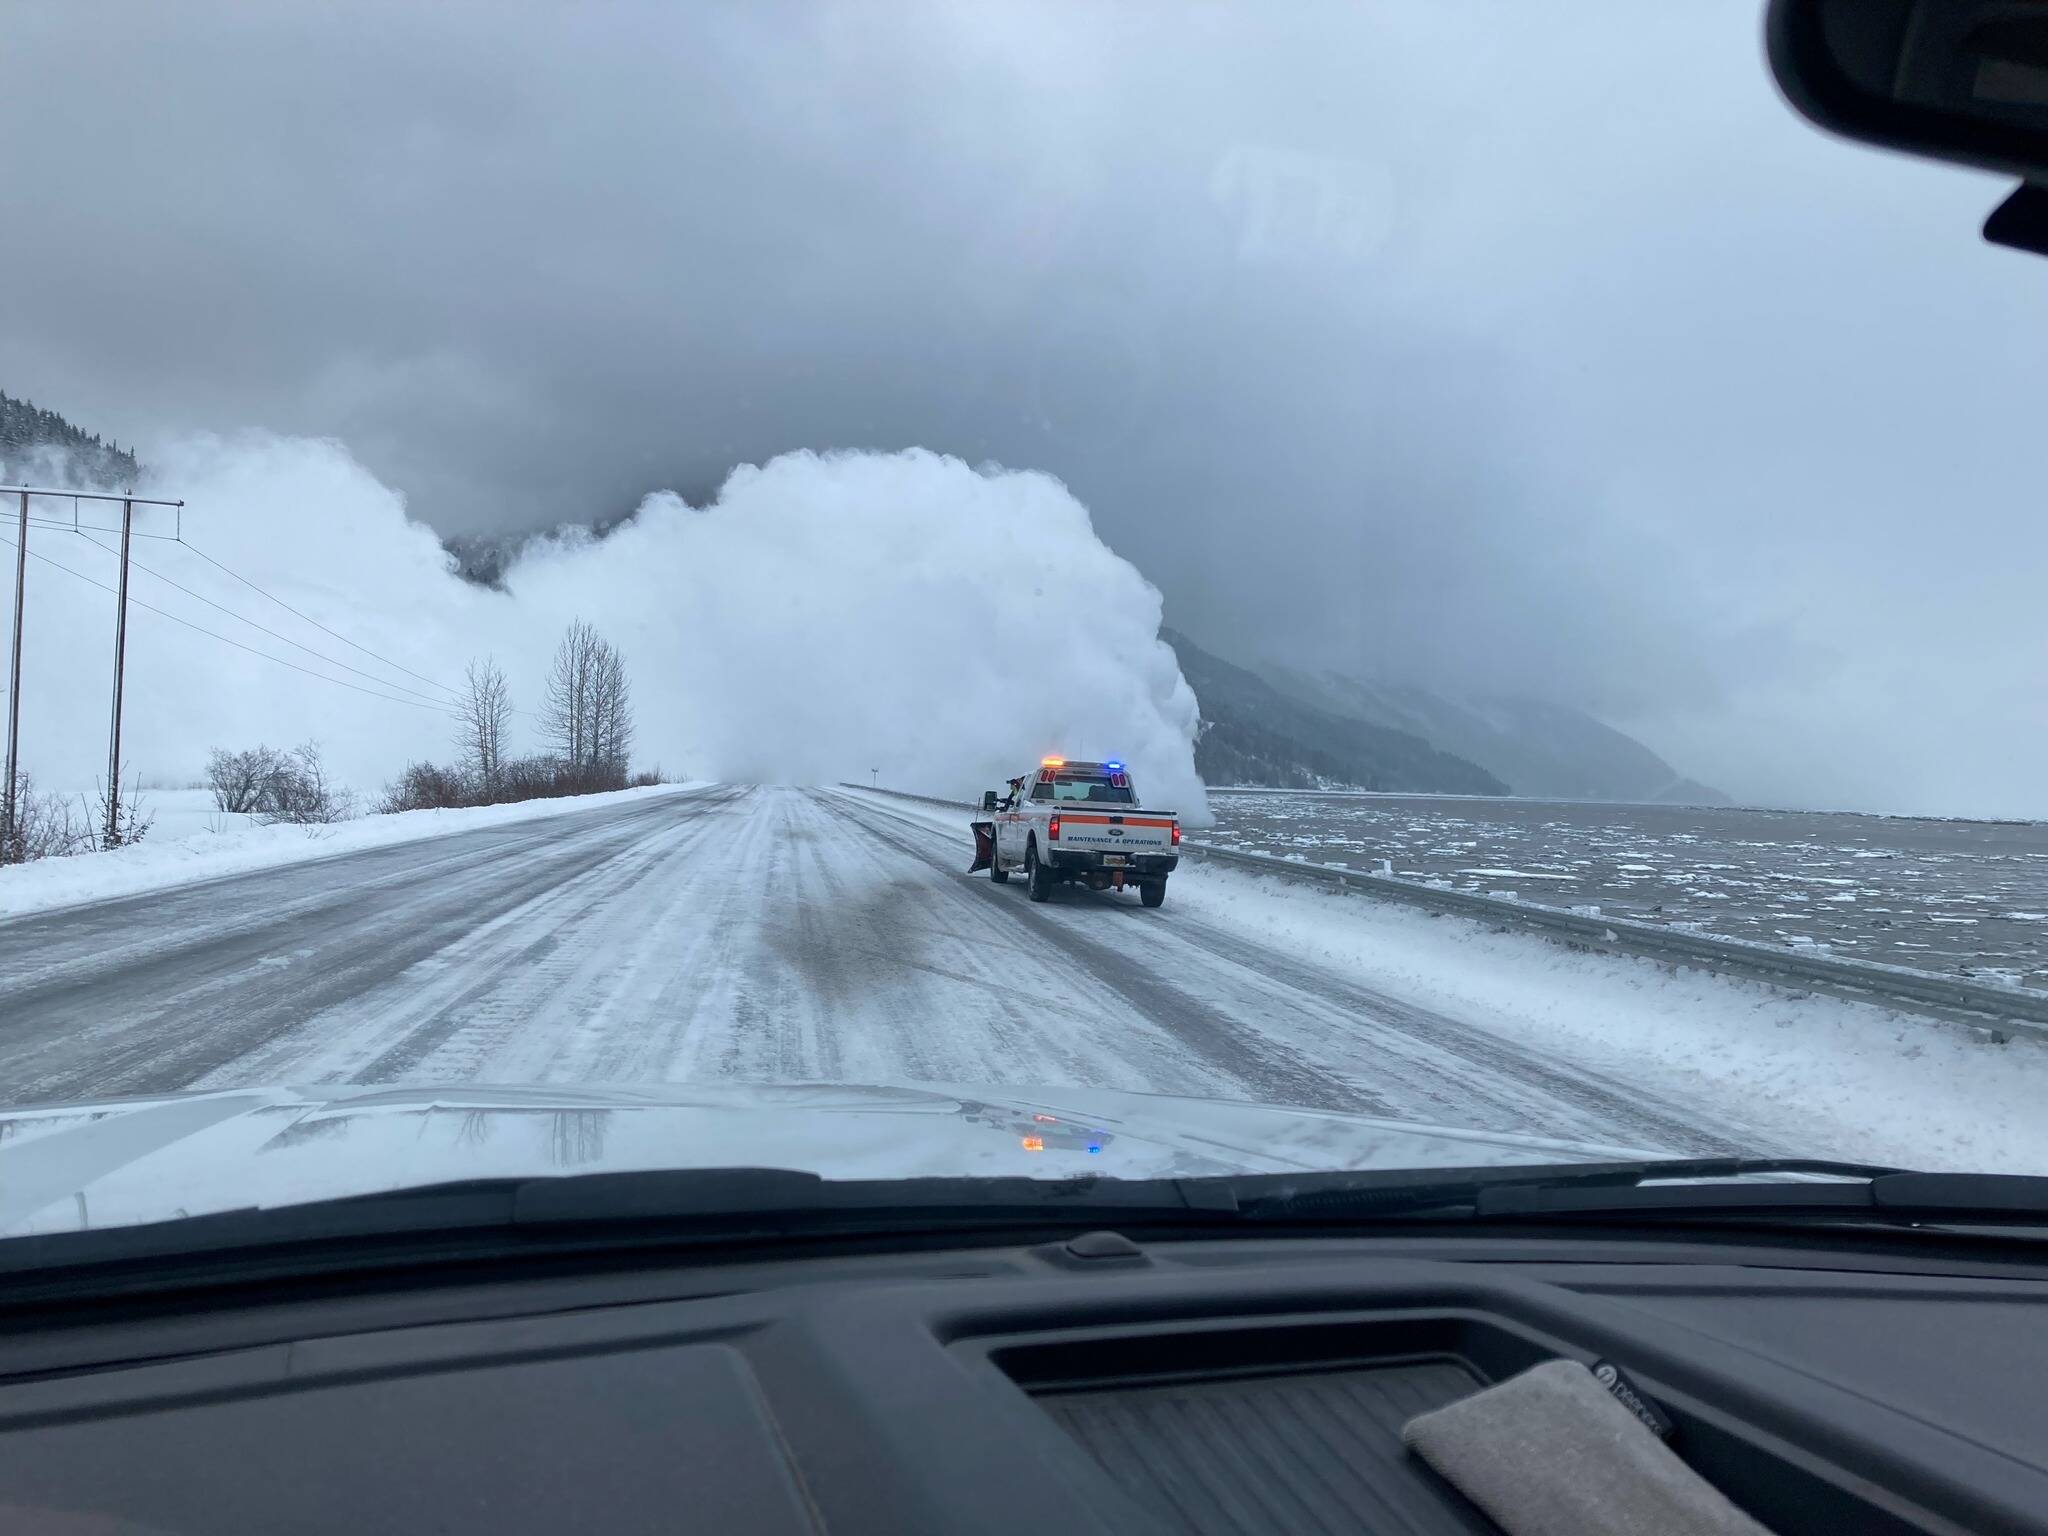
[0,1228,2043,1534]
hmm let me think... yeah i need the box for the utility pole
[2,490,26,859]
[871,768,879,788]
[103,497,135,848]
[0,486,183,856]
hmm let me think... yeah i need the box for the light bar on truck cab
[1041,757,1065,768]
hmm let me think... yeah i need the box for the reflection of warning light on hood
[1015,1110,1110,1156]
[956,1099,1113,1156]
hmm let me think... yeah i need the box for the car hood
[0,1081,1667,1237]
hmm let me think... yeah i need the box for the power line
[25,517,181,540]
[66,530,458,710]
[0,532,456,714]
[171,536,542,723]
[166,536,545,723]
[173,536,464,701]
[12,533,455,715]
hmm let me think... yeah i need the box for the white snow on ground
[3,786,1737,1164]
[849,789,2048,1174]
[0,784,702,920]
[120,787,241,843]
[13,779,2048,1178]
[1171,871,2048,1176]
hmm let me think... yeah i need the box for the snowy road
[0,785,1739,1154]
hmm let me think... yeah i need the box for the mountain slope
[1163,629,1508,794]
[1264,665,1728,804]
[0,390,139,489]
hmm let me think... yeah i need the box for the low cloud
[2,2,2043,813]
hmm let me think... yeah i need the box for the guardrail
[839,784,2048,1040]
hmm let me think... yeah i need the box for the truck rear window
[1033,776,1135,804]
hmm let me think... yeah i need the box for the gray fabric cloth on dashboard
[1401,1359,1775,1536]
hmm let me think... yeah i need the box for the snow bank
[0,783,700,921]
[1174,867,2048,1175]
[6,436,1207,819]
[843,790,2048,1174]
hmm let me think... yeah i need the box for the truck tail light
[1171,823,1181,846]
[1048,815,1061,840]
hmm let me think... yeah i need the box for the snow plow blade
[969,821,995,873]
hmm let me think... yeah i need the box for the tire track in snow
[0,788,743,1101]
[822,789,1758,1155]
[1,783,1754,1155]
[811,790,1384,1116]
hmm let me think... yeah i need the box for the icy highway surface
[0,785,1741,1155]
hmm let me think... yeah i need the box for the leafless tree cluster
[7,621,642,867]
[381,753,636,813]
[382,622,642,813]
[1,771,152,864]
[206,746,274,814]
[454,657,512,787]
[380,760,471,814]
[539,619,634,777]
[94,774,156,848]
[206,742,354,824]
[2,772,93,864]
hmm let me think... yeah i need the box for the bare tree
[90,774,154,849]
[207,745,283,814]
[455,656,513,787]
[590,641,634,775]
[380,760,470,813]
[266,741,355,824]
[205,741,354,824]
[2,771,94,863]
[540,619,603,767]
[541,620,633,782]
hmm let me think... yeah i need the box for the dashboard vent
[1037,1359,1496,1536]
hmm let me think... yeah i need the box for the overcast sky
[3,2,2043,814]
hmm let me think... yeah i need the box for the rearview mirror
[1769,0,2048,256]
[981,790,999,812]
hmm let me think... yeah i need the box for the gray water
[1204,790,2048,990]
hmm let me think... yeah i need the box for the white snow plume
[504,448,1209,818]
[5,437,1209,818]
[4,434,485,797]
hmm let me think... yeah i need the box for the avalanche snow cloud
[6,437,1209,817]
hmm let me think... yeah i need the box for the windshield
[1,4,2044,1241]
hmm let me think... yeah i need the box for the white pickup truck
[968,758,1181,908]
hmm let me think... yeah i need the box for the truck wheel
[1139,878,1167,909]
[1026,840,1054,903]
[990,842,1010,883]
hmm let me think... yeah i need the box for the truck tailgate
[1053,813,1176,855]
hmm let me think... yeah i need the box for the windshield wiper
[1463,1165,2048,1225]
[8,1159,2047,1298]
[1226,1157,2048,1227]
